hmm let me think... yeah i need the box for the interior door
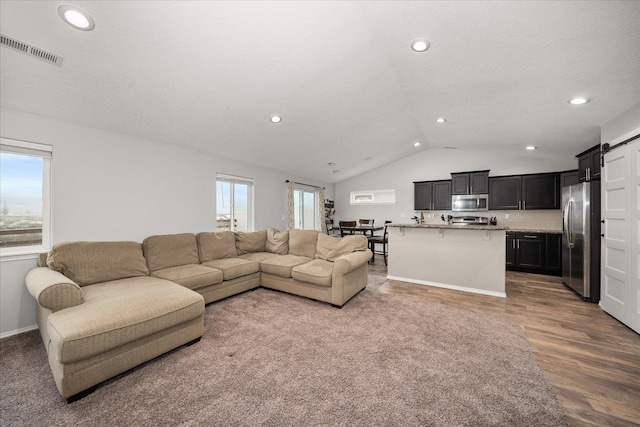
[600,141,636,331]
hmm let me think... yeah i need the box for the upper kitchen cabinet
[414,180,452,210]
[522,173,560,209]
[451,171,489,195]
[489,176,521,210]
[560,170,580,188]
[577,144,601,182]
[489,173,560,210]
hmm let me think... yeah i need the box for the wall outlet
[281,215,285,221]
[505,214,510,219]
[401,213,405,218]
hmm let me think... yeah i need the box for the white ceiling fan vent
[0,33,63,67]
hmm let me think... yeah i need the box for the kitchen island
[387,223,507,297]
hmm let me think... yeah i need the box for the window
[293,187,319,230]
[0,138,52,256]
[216,173,253,232]
[350,189,396,205]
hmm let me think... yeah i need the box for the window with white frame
[293,186,319,230]
[350,189,396,205]
[0,138,52,256]
[216,173,254,232]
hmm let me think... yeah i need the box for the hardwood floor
[367,258,640,427]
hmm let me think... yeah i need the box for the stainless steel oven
[452,194,489,211]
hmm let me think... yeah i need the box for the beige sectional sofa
[25,229,371,402]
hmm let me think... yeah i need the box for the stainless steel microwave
[452,194,489,211]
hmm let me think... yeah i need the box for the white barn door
[601,139,639,333]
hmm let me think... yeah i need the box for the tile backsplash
[418,209,562,231]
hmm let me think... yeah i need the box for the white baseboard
[0,324,38,339]
[386,275,507,298]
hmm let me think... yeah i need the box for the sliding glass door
[216,174,253,232]
[293,188,318,230]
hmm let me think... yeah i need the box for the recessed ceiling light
[436,118,446,123]
[410,39,430,52]
[568,97,590,105]
[270,115,282,123]
[526,146,537,150]
[58,5,95,31]
[414,141,421,147]
[327,162,336,166]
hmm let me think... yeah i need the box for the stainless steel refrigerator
[562,182,593,300]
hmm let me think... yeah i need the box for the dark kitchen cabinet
[505,232,517,267]
[560,170,580,188]
[506,232,561,275]
[545,233,562,274]
[577,144,601,182]
[489,176,521,210]
[451,171,489,195]
[522,173,560,209]
[489,173,559,210]
[516,232,545,269]
[414,180,451,210]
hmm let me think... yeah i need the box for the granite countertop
[388,223,507,231]
[505,228,563,234]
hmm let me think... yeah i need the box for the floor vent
[0,33,63,66]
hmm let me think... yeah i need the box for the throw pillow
[266,228,289,254]
[316,233,368,262]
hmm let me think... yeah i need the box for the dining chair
[339,220,357,237]
[357,219,375,236]
[368,220,391,265]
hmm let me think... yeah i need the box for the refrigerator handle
[563,199,571,248]
[568,200,574,248]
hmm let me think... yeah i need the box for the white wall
[601,102,640,146]
[334,147,578,225]
[0,107,333,336]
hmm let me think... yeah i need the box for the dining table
[340,225,383,237]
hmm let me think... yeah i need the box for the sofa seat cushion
[47,276,204,364]
[151,264,223,290]
[292,259,334,287]
[201,258,259,281]
[238,252,280,266]
[260,255,313,278]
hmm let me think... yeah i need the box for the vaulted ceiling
[1,1,639,183]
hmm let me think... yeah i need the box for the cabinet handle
[523,200,526,210]
[523,235,537,239]
[518,201,521,210]
[512,239,516,249]
[517,239,520,249]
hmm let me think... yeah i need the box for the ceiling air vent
[0,33,63,66]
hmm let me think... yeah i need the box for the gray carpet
[0,276,567,426]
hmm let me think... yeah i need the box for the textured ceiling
[1,1,639,183]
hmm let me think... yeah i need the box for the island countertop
[387,223,507,231]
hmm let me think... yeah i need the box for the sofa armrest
[333,249,372,276]
[25,267,84,312]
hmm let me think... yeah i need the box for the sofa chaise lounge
[25,228,372,402]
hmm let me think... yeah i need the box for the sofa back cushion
[197,231,238,262]
[316,233,368,262]
[265,228,289,255]
[47,241,149,286]
[289,229,319,258]
[143,233,199,272]
[235,230,267,255]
